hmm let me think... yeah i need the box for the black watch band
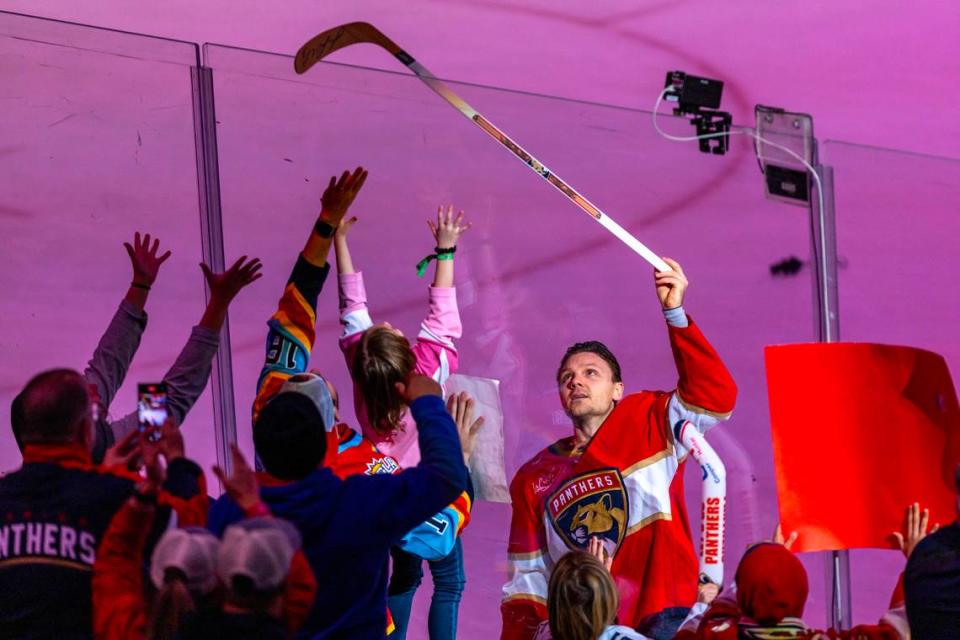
[314,219,337,238]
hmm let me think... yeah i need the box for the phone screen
[137,383,168,443]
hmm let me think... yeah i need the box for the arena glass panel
[824,140,960,624]
[0,13,221,475]
[204,42,831,635]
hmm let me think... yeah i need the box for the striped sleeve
[252,257,330,423]
[501,468,549,640]
[397,490,472,560]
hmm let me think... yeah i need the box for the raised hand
[654,257,688,310]
[136,446,166,497]
[773,523,799,550]
[200,256,263,303]
[892,502,939,558]
[320,166,368,225]
[124,232,172,287]
[587,536,613,572]
[428,205,471,249]
[336,216,359,239]
[213,444,261,511]
[141,417,184,466]
[447,391,484,464]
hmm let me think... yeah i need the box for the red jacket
[92,498,318,640]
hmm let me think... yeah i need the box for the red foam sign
[765,343,960,552]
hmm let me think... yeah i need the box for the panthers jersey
[501,318,737,640]
[333,423,471,560]
[252,253,470,564]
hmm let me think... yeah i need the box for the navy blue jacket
[0,444,203,639]
[905,520,960,639]
[209,395,468,640]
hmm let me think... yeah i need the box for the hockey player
[501,258,737,640]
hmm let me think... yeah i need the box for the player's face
[557,353,624,421]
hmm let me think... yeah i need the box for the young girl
[537,545,649,640]
[335,205,471,640]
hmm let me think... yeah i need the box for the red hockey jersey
[501,318,737,640]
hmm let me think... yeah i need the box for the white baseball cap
[150,527,221,595]
[217,517,301,592]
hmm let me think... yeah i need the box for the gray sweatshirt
[83,300,220,461]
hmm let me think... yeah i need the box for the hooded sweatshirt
[208,395,467,639]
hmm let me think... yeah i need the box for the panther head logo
[570,493,626,540]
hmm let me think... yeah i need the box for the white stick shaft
[677,421,727,585]
[409,62,669,271]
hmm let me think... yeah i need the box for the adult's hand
[102,430,142,470]
[892,502,939,558]
[447,391,484,464]
[201,256,263,303]
[320,166,368,226]
[149,418,184,462]
[397,374,442,404]
[697,582,720,605]
[136,447,166,497]
[654,257,688,310]
[213,444,261,511]
[124,232,171,287]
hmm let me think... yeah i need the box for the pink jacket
[339,272,461,468]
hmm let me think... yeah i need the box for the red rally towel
[765,342,960,552]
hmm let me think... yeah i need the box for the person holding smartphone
[11,232,262,462]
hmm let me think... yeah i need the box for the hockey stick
[295,22,670,272]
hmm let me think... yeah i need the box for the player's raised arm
[656,257,738,434]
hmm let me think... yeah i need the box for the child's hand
[428,205,470,249]
[335,216,359,240]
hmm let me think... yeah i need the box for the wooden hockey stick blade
[295,22,404,74]
[295,23,670,271]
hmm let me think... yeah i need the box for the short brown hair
[557,341,623,384]
[352,327,416,435]
[547,551,619,640]
[13,369,90,446]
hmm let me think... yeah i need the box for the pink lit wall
[0,0,958,158]
[0,3,957,639]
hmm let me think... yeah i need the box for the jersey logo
[365,457,399,475]
[546,468,628,552]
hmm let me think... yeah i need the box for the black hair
[253,392,328,481]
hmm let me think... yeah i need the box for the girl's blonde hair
[352,326,417,435]
[547,551,619,640]
[148,571,195,640]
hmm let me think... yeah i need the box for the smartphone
[137,382,168,443]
